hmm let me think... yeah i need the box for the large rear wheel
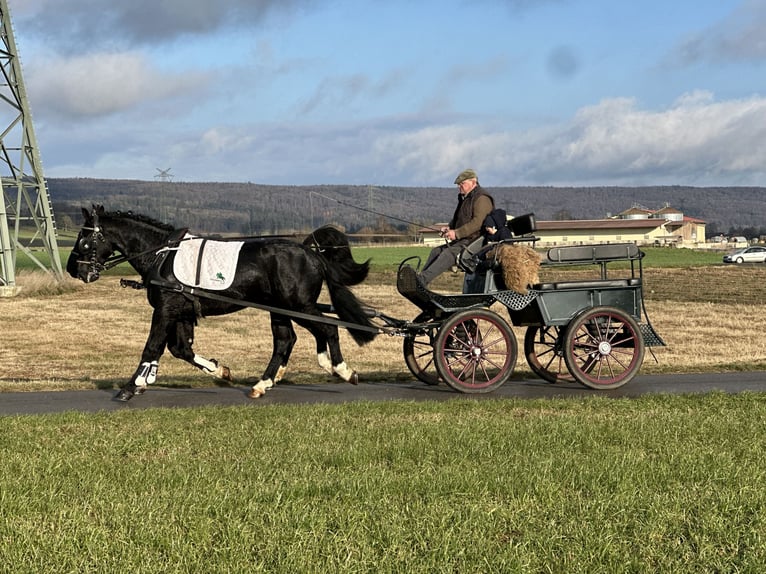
[434,309,517,394]
[563,306,645,390]
[403,311,441,385]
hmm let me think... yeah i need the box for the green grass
[352,244,726,271]
[13,240,725,275]
[2,394,766,573]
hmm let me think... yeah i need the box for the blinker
[78,237,92,252]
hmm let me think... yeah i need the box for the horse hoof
[349,371,358,385]
[219,365,232,381]
[248,388,264,399]
[115,388,134,402]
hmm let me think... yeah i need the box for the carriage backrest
[546,243,641,263]
[506,213,536,237]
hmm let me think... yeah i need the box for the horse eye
[78,237,92,252]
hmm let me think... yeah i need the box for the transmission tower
[154,168,173,222]
[0,0,63,296]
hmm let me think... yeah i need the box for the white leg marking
[193,354,217,373]
[275,365,288,382]
[317,351,333,374]
[193,354,230,380]
[332,361,354,381]
[248,378,274,399]
[135,361,159,387]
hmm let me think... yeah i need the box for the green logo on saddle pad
[214,272,225,282]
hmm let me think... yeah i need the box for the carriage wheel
[434,309,517,394]
[523,325,575,384]
[563,306,645,390]
[402,311,441,385]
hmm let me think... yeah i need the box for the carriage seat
[534,277,641,291]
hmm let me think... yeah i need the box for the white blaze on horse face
[317,351,333,374]
[135,361,159,387]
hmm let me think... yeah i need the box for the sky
[9,0,766,187]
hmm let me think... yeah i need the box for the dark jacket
[450,185,494,242]
[483,209,512,242]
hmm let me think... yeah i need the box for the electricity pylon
[0,0,63,296]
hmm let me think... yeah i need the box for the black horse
[67,206,377,401]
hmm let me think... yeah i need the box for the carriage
[380,213,666,394]
[68,207,664,400]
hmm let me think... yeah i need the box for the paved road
[2,371,766,416]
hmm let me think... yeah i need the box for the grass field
[3,395,766,572]
[3,243,766,572]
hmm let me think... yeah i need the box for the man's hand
[440,228,456,241]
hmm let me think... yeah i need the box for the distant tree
[553,209,575,220]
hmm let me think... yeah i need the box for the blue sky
[11,0,766,187]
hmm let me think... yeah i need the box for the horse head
[67,205,114,283]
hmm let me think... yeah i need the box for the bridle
[74,211,115,281]
[74,210,163,280]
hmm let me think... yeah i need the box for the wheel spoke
[563,307,645,390]
[435,310,517,393]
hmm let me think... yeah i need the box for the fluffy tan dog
[485,244,541,294]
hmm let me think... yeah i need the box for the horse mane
[303,225,370,286]
[102,210,176,232]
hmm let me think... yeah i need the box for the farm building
[418,205,706,247]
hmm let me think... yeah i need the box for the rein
[310,190,444,233]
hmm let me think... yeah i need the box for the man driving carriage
[418,168,495,286]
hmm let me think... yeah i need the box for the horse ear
[94,204,105,216]
[82,207,91,222]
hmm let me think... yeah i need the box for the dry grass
[1,267,765,393]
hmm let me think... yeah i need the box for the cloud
[296,69,411,116]
[370,91,766,186]
[26,52,210,119]
[16,0,316,49]
[669,0,766,65]
[38,90,766,186]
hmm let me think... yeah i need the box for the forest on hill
[49,178,766,239]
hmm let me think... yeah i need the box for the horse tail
[323,268,377,345]
[303,225,376,344]
[303,225,370,286]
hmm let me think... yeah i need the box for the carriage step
[640,322,666,347]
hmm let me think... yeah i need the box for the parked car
[723,246,766,264]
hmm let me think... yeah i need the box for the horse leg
[116,308,169,402]
[167,320,232,381]
[295,315,358,385]
[249,314,297,399]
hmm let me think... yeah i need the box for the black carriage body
[396,216,665,393]
[508,279,642,327]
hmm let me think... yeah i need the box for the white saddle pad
[172,234,244,290]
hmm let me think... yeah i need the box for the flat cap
[454,168,478,184]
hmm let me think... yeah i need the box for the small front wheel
[403,311,441,385]
[563,306,645,390]
[524,325,574,384]
[434,309,517,393]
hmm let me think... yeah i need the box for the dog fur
[485,243,541,294]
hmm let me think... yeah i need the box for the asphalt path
[2,371,766,416]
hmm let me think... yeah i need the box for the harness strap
[194,239,208,286]
[148,279,384,335]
